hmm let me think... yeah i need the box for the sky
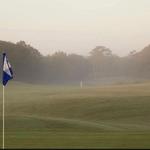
[0,0,150,56]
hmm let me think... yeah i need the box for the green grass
[0,81,150,148]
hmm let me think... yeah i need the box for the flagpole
[2,85,5,149]
[2,52,13,149]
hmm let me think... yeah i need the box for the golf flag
[2,53,13,86]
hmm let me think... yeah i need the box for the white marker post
[80,80,83,88]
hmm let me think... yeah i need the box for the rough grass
[0,81,150,148]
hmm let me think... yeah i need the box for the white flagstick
[2,85,5,149]
[2,53,13,149]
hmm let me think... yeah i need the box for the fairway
[0,82,150,148]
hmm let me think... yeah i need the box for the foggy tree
[89,46,119,78]
[0,40,150,85]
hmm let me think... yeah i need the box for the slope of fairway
[0,81,150,148]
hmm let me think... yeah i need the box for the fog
[0,0,150,56]
[1,40,150,86]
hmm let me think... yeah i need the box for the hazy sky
[0,0,150,56]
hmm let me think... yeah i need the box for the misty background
[0,0,150,56]
[0,40,150,85]
[0,0,150,85]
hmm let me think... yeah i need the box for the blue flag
[2,53,13,86]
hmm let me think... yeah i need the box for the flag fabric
[2,53,13,86]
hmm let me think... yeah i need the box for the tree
[89,46,118,78]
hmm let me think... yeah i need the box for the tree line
[0,40,150,85]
